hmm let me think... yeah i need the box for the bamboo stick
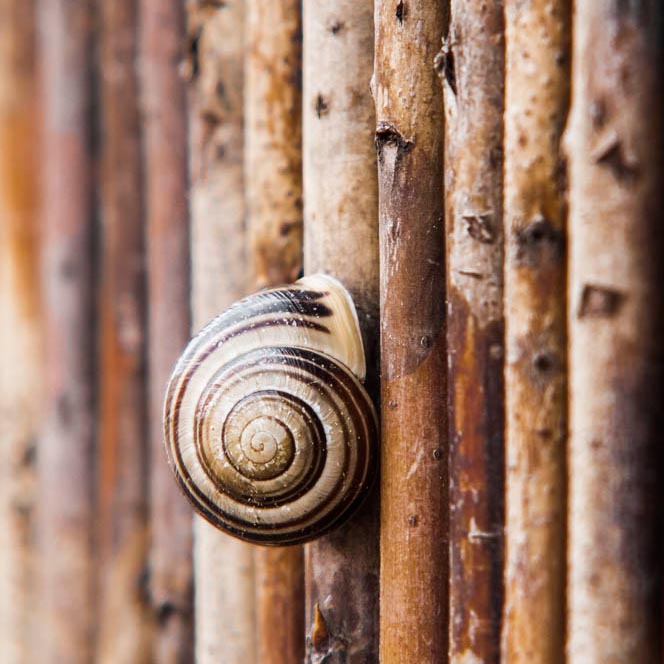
[186,3,257,662]
[302,2,380,660]
[141,1,193,660]
[245,1,304,662]
[566,2,664,661]
[96,0,152,660]
[0,2,40,661]
[502,2,570,662]
[373,3,448,661]
[441,3,505,661]
[37,0,96,660]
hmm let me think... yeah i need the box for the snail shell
[163,274,377,545]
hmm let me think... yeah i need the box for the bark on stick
[502,2,570,662]
[187,3,257,662]
[38,0,96,660]
[441,2,505,662]
[96,0,152,660]
[373,2,448,661]
[245,1,304,662]
[303,1,380,661]
[0,2,40,660]
[566,2,664,662]
[141,1,193,659]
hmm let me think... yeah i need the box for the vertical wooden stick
[0,2,40,661]
[245,1,304,662]
[373,2,448,661]
[96,0,152,660]
[303,2,380,661]
[141,1,193,660]
[38,0,96,660]
[502,2,569,663]
[566,2,664,662]
[186,3,257,662]
[441,3,505,662]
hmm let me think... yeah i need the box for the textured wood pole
[565,2,664,662]
[38,0,96,660]
[141,1,193,660]
[96,0,152,660]
[186,3,257,663]
[501,2,570,663]
[373,3,448,662]
[245,1,304,662]
[0,2,40,661]
[441,3,505,662]
[303,2,380,661]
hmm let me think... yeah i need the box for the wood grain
[502,1,570,662]
[565,2,664,662]
[96,0,152,660]
[303,2,380,661]
[441,2,505,662]
[187,3,257,662]
[245,1,304,662]
[0,2,40,660]
[38,0,96,660]
[373,2,448,661]
[141,0,193,659]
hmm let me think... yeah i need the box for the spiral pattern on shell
[163,274,377,545]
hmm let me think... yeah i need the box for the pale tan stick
[187,3,258,662]
[245,1,305,662]
[565,1,664,662]
[502,1,570,662]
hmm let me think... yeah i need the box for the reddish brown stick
[302,1,380,660]
[245,1,305,662]
[141,1,193,659]
[373,2,448,661]
[502,1,570,662]
[96,0,152,660]
[565,2,664,661]
[0,2,40,660]
[441,2,505,661]
[37,0,96,661]
[186,3,257,662]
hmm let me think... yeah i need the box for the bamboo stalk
[37,0,96,660]
[302,2,380,660]
[565,2,664,662]
[96,0,152,660]
[141,1,193,660]
[373,3,448,661]
[186,3,257,662]
[441,3,505,662]
[502,1,570,662]
[0,2,40,661]
[244,1,304,662]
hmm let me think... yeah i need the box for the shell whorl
[163,274,377,545]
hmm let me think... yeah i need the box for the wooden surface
[186,3,258,663]
[442,3,505,662]
[96,0,152,660]
[141,1,193,660]
[303,2,380,661]
[37,1,96,660]
[0,2,40,661]
[245,1,305,662]
[565,1,664,661]
[373,2,448,661]
[502,1,570,662]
